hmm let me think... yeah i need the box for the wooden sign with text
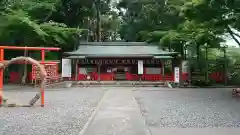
[32,64,58,79]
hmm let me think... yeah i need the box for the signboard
[138,60,144,74]
[62,59,72,77]
[182,60,188,73]
[32,64,57,79]
[174,67,180,83]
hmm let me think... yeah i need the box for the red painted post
[41,50,45,62]
[40,50,45,107]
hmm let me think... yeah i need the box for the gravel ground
[0,87,105,135]
[133,87,240,128]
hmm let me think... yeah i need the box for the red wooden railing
[7,69,225,83]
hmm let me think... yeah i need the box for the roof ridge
[78,42,157,46]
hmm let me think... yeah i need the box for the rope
[0,57,47,107]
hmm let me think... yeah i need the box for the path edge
[78,89,110,135]
[131,95,152,135]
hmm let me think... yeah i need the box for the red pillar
[40,50,45,107]
[41,50,45,61]
[0,49,4,105]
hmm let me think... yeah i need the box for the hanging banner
[174,67,180,83]
[182,60,188,73]
[62,59,72,77]
[138,60,144,74]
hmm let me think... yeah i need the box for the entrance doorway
[115,66,127,80]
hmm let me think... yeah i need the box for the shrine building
[63,42,180,81]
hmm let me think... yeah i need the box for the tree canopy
[2,0,240,85]
[117,0,240,54]
[1,0,240,53]
[0,0,121,51]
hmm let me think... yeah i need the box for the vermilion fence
[8,71,224,82]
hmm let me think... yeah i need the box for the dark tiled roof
[154,56,173,59]
[65,56,86,59]
[78,42,150,46]
[66,42,178,57]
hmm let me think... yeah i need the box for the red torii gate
[0,46,60,107]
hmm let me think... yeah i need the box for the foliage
[0,0,83,52]
[40,21,82,49]
[0,10,81,51]
[0,0,120,51]
[191,79,212,86]
[0,9,47,46]
[117,0,189,41]
[225,48,240,84]
[117,0,240,86]
[118,0,240,52]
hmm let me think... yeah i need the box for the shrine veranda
[63,42,181,81]
[0,42,181,83]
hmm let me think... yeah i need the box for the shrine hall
[64,42,179,81]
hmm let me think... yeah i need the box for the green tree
[117,0,189,41]
[0,0,82,51]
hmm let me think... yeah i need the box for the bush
[192,79,212,86]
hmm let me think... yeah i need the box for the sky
[222,28,240,48]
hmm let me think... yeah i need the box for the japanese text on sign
[174,67,180,83]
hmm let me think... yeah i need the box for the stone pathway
[80,87,240,135]
[2,86,240,135]
[150,128,240,135]
[80,88,150,135]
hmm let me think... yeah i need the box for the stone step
[75,81,165,85]
[74,82,166,87]
[75,85,166,87]
[45,81,170,88]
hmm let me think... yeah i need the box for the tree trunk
[196,44,200,61]
[95,0,101,42]
[43,6,54,22]
[196,44,201,72]
[205,47,208,81]
[168,42,171,51]
[181,44,184,59]
[86,17,90,42]
[226,26,240,46]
